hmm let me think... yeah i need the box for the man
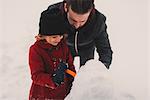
[42,0,113,69]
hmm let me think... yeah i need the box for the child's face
[45,35,63,46]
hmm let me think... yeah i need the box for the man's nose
[74,23,81,29]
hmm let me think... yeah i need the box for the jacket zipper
[75,31,78,54]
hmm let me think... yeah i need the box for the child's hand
[52,62,67,86]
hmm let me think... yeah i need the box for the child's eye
[52,36,57,38]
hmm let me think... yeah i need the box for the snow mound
[65,59,135,100]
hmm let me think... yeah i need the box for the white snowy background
[0,0,149,100]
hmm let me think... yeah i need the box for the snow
[65,59,136,100]
[0,0,149,100]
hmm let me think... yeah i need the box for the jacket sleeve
[29,45,56,88]
[95,16,113,69]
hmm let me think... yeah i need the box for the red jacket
[29,39,75,99]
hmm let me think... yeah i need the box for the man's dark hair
[64,0,95,14]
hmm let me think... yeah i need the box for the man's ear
[64,3,68,12]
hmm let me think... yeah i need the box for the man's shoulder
[40,2,63,17]
[94,9,106,21]
[47,2,63,12]
[40,2,64,17]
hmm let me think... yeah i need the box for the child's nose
[56,37,62,42]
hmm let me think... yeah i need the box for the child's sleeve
[29,45,56,89]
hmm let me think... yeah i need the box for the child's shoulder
[30,40,42,49]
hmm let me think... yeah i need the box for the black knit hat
[39,9,67,35]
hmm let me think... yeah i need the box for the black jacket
[46,2,113,69]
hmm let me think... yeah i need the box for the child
[29,9,76,100]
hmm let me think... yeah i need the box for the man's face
[66,6,91,29]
